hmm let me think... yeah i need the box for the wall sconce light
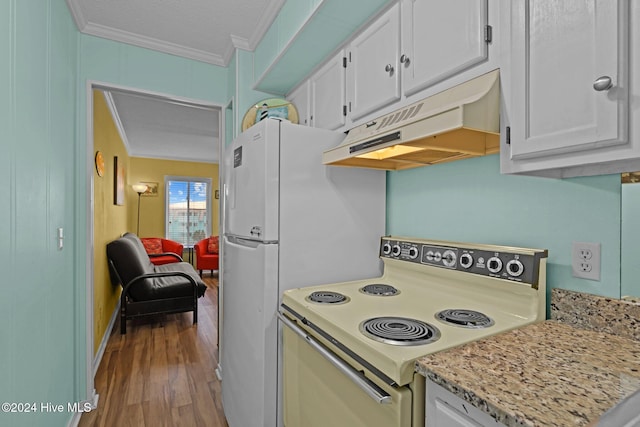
[132,183,148,235]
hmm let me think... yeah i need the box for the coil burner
[359,284,400,296]
[435,309,494,329]
[359,317,441,346]
[305,291,350,305]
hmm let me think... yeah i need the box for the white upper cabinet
[347,3,401,121]
[401,0,489,97]
[505,0,630,167]
[310,50,346,130]
[287,81,310,126]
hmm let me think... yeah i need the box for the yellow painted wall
[93,90,130,354]
[129,157,219,240]
[92,92,220,355]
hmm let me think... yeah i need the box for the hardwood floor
[79,276,229,427]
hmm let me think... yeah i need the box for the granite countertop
[416,320,640,426]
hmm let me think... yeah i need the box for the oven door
[280,315,412,427]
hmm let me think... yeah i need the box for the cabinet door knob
[400,54,410,65]
[593,76,613,91]
[385,64,394,74]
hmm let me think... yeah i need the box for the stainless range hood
[323,69,500,170]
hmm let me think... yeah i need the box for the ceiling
[102,89,221,163]
[66,0,285,66]
[70,0,286,164]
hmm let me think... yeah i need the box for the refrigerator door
[224,119,280,242]
[221,235,279,427]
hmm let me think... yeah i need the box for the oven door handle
[277,312,392,405]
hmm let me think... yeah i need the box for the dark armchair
[107,233,207,334]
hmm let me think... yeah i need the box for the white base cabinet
[501,0,640,178]
[426,379,503,427]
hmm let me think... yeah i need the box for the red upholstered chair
[140,237,184,265]
[195,236,219,277]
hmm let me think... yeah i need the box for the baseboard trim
[67,389,99,427]
[93,300,121,377]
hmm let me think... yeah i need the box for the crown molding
[229,0,285,55]
[222,42,237,66]
[101,91,132,156]
[132,151,219,164]
[66,0,225,66]
[230,34,251,51]
[247,0,286,50]
[66,0,285,67]
[66,0,88,31]
[83,22,226,66]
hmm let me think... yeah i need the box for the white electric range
[278,236,547,427]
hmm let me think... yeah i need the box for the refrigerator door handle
[225,235,277,247]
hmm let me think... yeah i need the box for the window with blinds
[166,177,212,246]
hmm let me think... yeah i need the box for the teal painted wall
[254,0,320,84]
[235,49,277,133]
[621,183,640,298]
[387,155,622,303]
[226,50,237,146]
[0,1,79,426]
[253,0,392,94]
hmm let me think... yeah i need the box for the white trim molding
[101,91,131,156]
[92,300,121,378]
[65,0,286,67]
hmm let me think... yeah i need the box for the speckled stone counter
[551,288,640,342]
[416,321,640,426]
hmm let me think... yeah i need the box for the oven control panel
[380,237,547,287]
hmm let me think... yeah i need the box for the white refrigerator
[220,118,385,427]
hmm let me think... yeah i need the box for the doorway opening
[85,82,225,393]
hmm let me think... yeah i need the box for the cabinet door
[433,399,483,427]
[311,50,346,130]
[508,0,628,160]
[401,0,488,97]
[426,380,503,426]
[287,81,310,126]
[347,3,400,121]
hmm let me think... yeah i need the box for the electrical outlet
[572,242,601,281]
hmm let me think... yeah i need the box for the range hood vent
[323,69,500,170]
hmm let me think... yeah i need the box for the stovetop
[281,237,548,386]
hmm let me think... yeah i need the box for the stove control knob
[442,250,457,267]
[391,244,401,257]
[433,252,443,262]
[382,242,392,255]
[408,246,419,259]
[459,253,473,269]
[425,250,435,261]
[506,259,524,277]
[487,256,503,273]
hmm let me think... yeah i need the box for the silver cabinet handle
[385,64,394,74]
[400,54,410,65]
[593,76,613,91]
[277,312,392,405]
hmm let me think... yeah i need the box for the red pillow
[142,238,163,254]
[207,236,219,254]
